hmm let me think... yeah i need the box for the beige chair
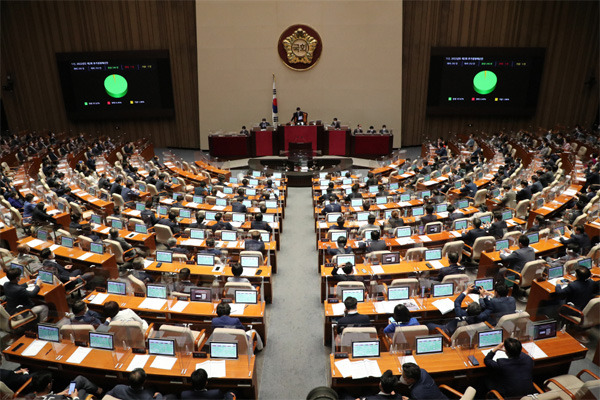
[472,189,488,207]
[463,236,495,264]
[386,324,428,352]
[9,207,29,230]
[147,184,159,197]
[60,324,95,342]
[78,235,93,251]
[435,322,488,347]
[209,327,256,355]
[56,228,73,239]
[128,218,145,230]
[173,253,188,262]
[544,369,599,400]
[223,281,256,299]
[571,213,588,228]
[239,250,264,265]
[108,320,150,349]
[154,224,174,245]
[452,218,470,231]
[389,278,420,297]
[104,239,133,264]
[558,298,600,331]
[441,273,470,293]
[127,274,146,294]
[364,250,391,263]
[158,324,205,351]
[506,259,546,299]
[57,198,71,213]
[112,193,125,209]
[339,326,377,353]
[0,304,37,333]
[70,202,93,219]
[442,240,464,262]
[495,312,532,341]
[439,385,477,400]
[513,200,530,219]
[587,244,600,266]
[424,221,443,234]
[503,230,522,247]
[577,146,587,158]
[335,281,365,300]
[405,247,426,261]
[538,228,551,241]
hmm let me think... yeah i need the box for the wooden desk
[92,224,156,250]
[0,226,18,251]
[527,185,582,228]
[584,219,600,241]
[164,161,209,185]
[3,336,258,398]
[329,332,587,393]
[0,270,69,316]
[83,291,268,344]
[477,239,564,278]
[194,160,231,179]
[17,237,118,279]
[369,160,405,177]
[70,186,114,216]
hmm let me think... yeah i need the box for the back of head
[448,251,459,264]
[342,262,353,275]
[393,304,410,323]
[232,263,243,277]
[494,212,502,221]
[255,213,263,222]
[337,236,347,247]
[217,302,231,317]
[575,266,591,281]
[472,218,481,229]
[104,300,120,319]
[168,211,177,221]
[191,368,209,391]
[519,235,530,247]
[167,237,177,248]
[371,230,380,241]
[306,386,339,400]
[72,300,86,315]
[402,362,421,381]
[109,227,119,239]
[7,268,21,282]
[180,267,191,280]
[425,204,434,215]
[40,248,51,260]
[494,283,508,297]
[504,338,522,358]
[344,296,358,311]
[466,301,482,316]
[215,213,222,222]
[251,231,260,240]
[368,214,376,224]
[128,368,146,390]
[32,370,53,393]
[380,369,398,394]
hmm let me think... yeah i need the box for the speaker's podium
[276,120,325,156]
[250,126,275,157]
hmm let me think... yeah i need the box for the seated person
[258,118,270,130]
[560,225,592,254]
[211,212,233,233]
[526,215,547,233]
[499,235,535,273]
[460,177,477,198]
[231,197,247,213]
[156,211,181,234]
[130,257,154,284]
[3,268,48,323]
[321,195,342,215]
[327,236,353,256]
[484,338,535,398]
[555,266,600,310]
[141,200,158,227]
[181,368,233,399]
[80,224,100,242]
[487,212,507,239]
[360,230,387,253]
[212,302,245,330]
[32,202,55,224]
[239,126,249,135]
[420,205,437,225]
[174,268,195,294]
[227,263,250,283]
[328,216,349,232]
[120,182,140,203]
[434,252,464,282]
[358,214,378,236]
[15,244,42,275]
[446,205,464,222]
[103,300,149,331]
[109,227,133,251]
[426,284,491,335]
[250,213,272,233]
[331,262,359,282]
[200,238,222,258]
[172,194,185,208]
[461,217,488,248]
[383,304,418,336]
[245,230,265,252]
[106,368,163,400]
[31,371,103,400]
[189,211,207,229]
[336,297,371,334]
[386,210,404,230]
[166,237,190,256]
[40,248,93,284]
[70,300,102,327]
[399,363,448,400]
[479,283,516,325]
[361,369,401,399]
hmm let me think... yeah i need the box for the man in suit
[321,195,342,215]
[460,177,477,198]
[583,164,599,191]
[239,125,249,135]
[107,368,163,400]
[156,211,181,234]
[379,125,389,134]
[484,338,535,398]
[358,214,379,236]
[211,212,233,233]
[244,230,265,252]
[181,368,231,400]
[32,202,55,224]
[231,196,247,213]
[446,205,464,222]
[461,217,488,248]
[327,236,353,256]
[109,176,123,195]
[120,182,139,204]
[353,124,363,134]
[400,363,448,400]
[336,296,371,334]
[98,173,111,191]
[250,213,272,233]
[560,225,592,254]
[109,228,133,251]
[479,283,516,324]
[498,184,516,208]
[499,234,535,272]
[166,237,190,256]
[212,302,245,330]
[31,370,103,400]
[362,230,387,253]
[420,204,437,225]
[145,170,158,185]
[291,107,306,125]
[200,238,222,258]
[530,175,543,194]
[141,200,158,227]
[487,212,507,239]
[366,126,377,134]
[330,118,341,129]
[3,268,48,322]
[434,252,464,282]
[516,180,532,201]
[189,211,207,229]
[362,370,402,400]
[41,248,93,284]
[345,183,363,201]
[555,266,599,310]
[259,118,270,130]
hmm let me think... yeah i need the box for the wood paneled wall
[402,0,599,146]
[0,1,199,148]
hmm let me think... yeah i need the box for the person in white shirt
[103,300,149,331]
[227,264,250,284]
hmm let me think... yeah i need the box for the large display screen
[56,50,175,120]
[427,47,545,116]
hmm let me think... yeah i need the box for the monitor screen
[157,206,168,216]
[148,338,175,356]
[189,287,212,302]
[478,329,503,348]
[209,342,238,359]
[90,242,103,255]
[221,231,237,241]
[229,177,238,184]
[533,320,557,340]
[37,230,49,241]
[135,202,145,212]
[240,255,260,268]
[389,182,399,190]
[501,210,513,221]
[356,212,370,222]
[376,196,387,205]
[420,190,431,199]
[454,220,468,231]
[273,172,282,179]
[577,258,592,269]
[205,211,217,221]
[215,198,227,207]
[89,332,114,350]
[457,200,469,209]
[364,230,375,241]
[235,290,258,304]
[90,215,102,225]
[156,251,173,263]
[415,335,444,355]
[425,249,442,261]
[426,223,442,234]
[480,215,492,225]
[38,270,54,284]
[351,198,363,207]
[197,254,215,266]
[388,286,410,300]
[249,178,259,186]
[232,213,246,222]
[474,278,494,291]
[436,204,448,213]
[368,186,379,193]
[548,266,563,280]
[265,200,278,209]
[495,239,509,251]
[352,340,380,358]
[111,219,123,229]
[147,284,167,299]
[135,224,148,234]
[261,232,270,242]
[138,184,146,192]
[454,181,463,189]
[400,194,411,202]
[107,280,127,295]
[396,226,412,238]
[432,283,454,297]
[336,254,355,267]
[382,252,400,265]
[61,236,74,248]
[526,232,539,245]
[262,213,276,223]
[223,186,233,194]
[57,202,65,212]
[193,196,204,204]
[491,189,500,198]
[246,188,256,196]
[242,200,252,208]
[412,207,424,217]
[342,288,364,302]
[330,231,347,242]
[327,213,341,223]
[38,323,60,342]
[179,209,191,219]
[190,229,205,239]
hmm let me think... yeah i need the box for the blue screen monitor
[424,249,442,261]
[495,239,509,251]
[190,229,205,239]
[395,226,412,238]
[235,290,258,304]
[577,258,592,269]
[336,254,355,267]
[478,329,503,348]
[135,202,145,212]
[156,251,173,263]
[146,284,167,299]
[526,232,539,245]
[90,215,102,225]
[38,323,60,342]
[179,209,191,219]
[107,280,127,295]
[352,340,380,358]
[388,286,410,300]
[135,224,148,234]
[210,342,238,359]
[415,335,443,355]
[61,236,74,248]
[342,288,364,302]
[412,207,424,217]
[501,210,513,221]
[90,242,104,254]
[432,283,454,297]
[474,278,494,291]
[454,220,468,231]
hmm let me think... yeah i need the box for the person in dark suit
[446,205,464,222]
[145,170,158,185]
[484,338,535,398]
[181,368,230,400]
[399,363,448,400]
[141,200,158,227]
[420,204,437,225]
[379,125,390,134]
[362,370,402,400]
[41,248,93,284]
[98,173,111,191]
[291,107,306,125]
[345,184,363,201]
[250,213,272,233]
[331,262,359,282]
[106,368,163,400]
[231,197,247,213]
[244,231,265,252]
[212,302,245,330]
[516,180,532,201]
[200,238,222,257]
[460,177,477,198]
[487,212,507,240]
[555,267,599,310]
[109,176,123,195]
[31,370,102,400]
[70,300,103,327]
[336,296,371,334]
[479,283,516,325]
[211,212,233,233]
[32,202,55,224]
[189,211,208,229]
[330,118,341,129]
[327,236,353,256]
[560,225,592,254]
[362,230,387,253]
[434,252,464,282]
[530,175,543,194]
[156,211,181,234]
[166,237,190,256]
[239,126,249,135]
[461,218,488,248]
[120,182,139,203]
[259,118,270,130]
[109,228,132,251]
[499,234,535,272]
[353,124,363,134]
[3,268,48,322]
[321,195,342,215]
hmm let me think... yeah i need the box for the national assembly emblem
[277,25,322,71]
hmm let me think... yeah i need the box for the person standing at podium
[259,118,270,130]
[291,107,306,125]
[330,118,341,129]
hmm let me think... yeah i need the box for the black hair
[6,268,21,282]
[342,262,353,275]
[519,235,530,247]
[180,267,191,280]
[466,301,482,316]
[393,304,410,323]
[128,368,147,390]
[191,368,209,390]
[217,302,231,317]
[344,296,358,311]
[32,370,53,393]
[504,338,522,358]
[575,266,591,281]
[371,230,380,240]
[103,301,120,319]
[494,283,509,297]
[472,218,481,228]
[380,369,397,394]
[40,248,51,259]
[448,251,459,264]
[72,300,86,315]
[402,362,421,381]
[232,263,243,277]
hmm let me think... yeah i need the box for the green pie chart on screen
[473,70,497,95]
[104,74,128,98]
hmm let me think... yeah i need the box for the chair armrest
[577,369,600,380]
[439,385,464,398]
[558,304,584,326]
[544,378,576,400]
[64,279,86,296]
[484,321,494,329]
[434,327,451,345]
[533,383,544,394]
[505,269,522,286]
[193,329,206,349]
[486,390,504,400]
[14,377,32,399]
[10,308,36,329]
[145,323,155,340]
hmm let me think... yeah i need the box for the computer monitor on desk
[111,219,123,229]
[146,284,167,299]
[547,266,564,280]
[342,288,365,302]
[578,258,592,269]
[415,335,443,355]
[501,210,513,221]
[400,194,411,202]
[240,255,260,268]
[432,283,454,297]
[456,200,469,210]
[454,220,468,231]
[395,226,412,238]
[61,236,74,249]
[424,249,442,261]
[336,254,355,267]
[190,287,212,302]
[382,252,400,265]
[533,320,557,340]
[495,239,509,251]
[148,338,175,356]
[107,280,127,295]
[210,342,238,359]
[412,207,424,217]
[235,289,258,304]
[89,332,114,350]
[156,251,173,263]
[190,229,205,239]
[38,270,54,284]
[205,211,217,221]
[38,323,60,342]
[388,286,410,301]
[356,212,369,222]
[330,231,347,242]
[197,254,215,266]
[477,329,503,348]
[526,232,539,245]
[179,209,192,219]
[351,198,363,207]
[352,340,380,358]
[221,230,237,241]
[474,278,494,292]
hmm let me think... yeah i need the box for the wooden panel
[402,0,599,146]
[0,1,199,149]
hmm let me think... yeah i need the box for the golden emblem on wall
[278,25,322,71]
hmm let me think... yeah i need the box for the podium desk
[326,129,350,156]
[250,128,275,156]
[350,134,393,158]
[83,291,268,345]
[0,226,18,251]
[209,134,251,159]
[3,336,258,399]
[477,238,565,278]
[329,332,587,393]
[276,124,325,153]
[143,261,273,303]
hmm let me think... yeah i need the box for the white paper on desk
[400,174,410,178]
[429,260,445,270]
[378,205,386,209]
[356,221,368,227]
[150,355,177,370]
[163,198,175,204]
[449,231,461,238]
[396,238,415,246]
[143,259,154,269]
[127,354,150,371]
[564,189,577,197]
[212,205,226,211]
[101,227,110,234]
[138,298,166,310]
[47,209,60,216]
[437,212,449,218]
[319,222,328,229]
[182,239,204,247]
[129,210,141,217]
[432,298,454,315]
[591,221,600,227]
[27,284,36,291]
[186,202,198,207]
[77,252,94,261]
[216,191,227,198]
[226,241,239,248]
[215,241,224,248]
[331,303,346,316]
[49,244,60,251]
[66,347,92,364]
[22,340,47,356]
[540,206,554,211]
[196,360,226,378]
[90,293,109,305]
[230,221,242,228]
[481,349,508,361]
[334,358,353,378]
[351,359,382,379]
[399,355,417,365]
[242,267,256,276]
[373,302,388,314]
[397,201,412,207]
[170,301,189,313]
[468,294,480,303]
[547,278,566,287]
[398,299,419,311]
[0,276,8,286]
[418,235,432,242]
[26,239,45,248]
[229,304,246,315]
[522,342,548,359]
[370,264,384,275]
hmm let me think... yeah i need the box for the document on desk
[522,342,548,359]
[429,260,445,269]
[196,360,226,378]
[212,206,226,211]
[418,235,432,242]
[229,304,246,315]
[66,347,92,364]
[127,354,150,371]
[25,239,45,248]
[49,244,61,251]
[138,298,166,310]
[319,222,328,229]
[77,252,94,261]
[330,303,346,316]
[398,355,417,366]
[143,259,154,269]
[397,201,412,207]
[163,198,175,204]
[216,191,227,198]
[101,227,111,234]
[540,206,555,212]
[169,301,189,313]
[227,241,239,248]
[47,209,61,216]
[22,340,48,357]
[350,359,382,379]
[129,210,141,217]
[242,268,256,276]
[0,276,8,286]
[480,349,508,361]
[564,189,577,197]
[215,241,224,248]
[437,212,449,219]
[181,239,204,247]
[89,293,109,305]
[547,278,567,288]
[230,221,242,228]
[150,355,177,370]
[370,264,384,275]
[432,298,454,315]
[395,237,415,246]
[186,202,198,207]
[334,358,352,378]
[450,231,462,238]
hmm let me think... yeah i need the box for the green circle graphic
[104,74,128,98]
[473,70,497,95]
